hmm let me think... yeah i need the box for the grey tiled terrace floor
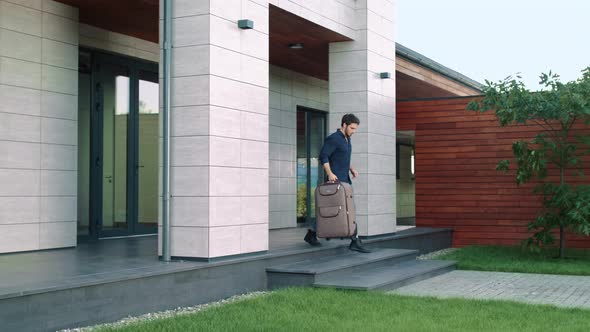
[0,227,354,299]
[390,270,590,309]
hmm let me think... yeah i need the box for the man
[304,113,371,253]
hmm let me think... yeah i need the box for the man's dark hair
[341,113,360,126]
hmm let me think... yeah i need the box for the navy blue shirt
[319,129,352,184]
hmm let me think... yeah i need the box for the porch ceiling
[55,1,352,81]
[56,0,159,43]
[56,1,461,100]
[269,5,351,81]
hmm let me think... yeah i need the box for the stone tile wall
[0,0,79,253]
[268,65,328,229]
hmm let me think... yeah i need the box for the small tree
[467,67,590,258]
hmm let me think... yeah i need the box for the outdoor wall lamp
[380,72,391,79]
[238,19,254,29]
[288,43,304,49]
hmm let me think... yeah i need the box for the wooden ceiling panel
[55,2,351,80]
[56,1,459,100]
[56,0,159,43]
[396,71,458,100]
[269,5,351,80]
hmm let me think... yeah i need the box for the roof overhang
[55,1,483,99]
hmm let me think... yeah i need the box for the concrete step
[314,259,456,291]
[266,248,418,289]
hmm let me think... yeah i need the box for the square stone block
[209,196,241,226]
[171,75,209,107]
[40,196,76,222]
[0,28,41,62]
[241,140,268,169]
[0,57,41,89]
[170,166,209,196]
[0,197,40,224]
[210,136,241,167]
[0,84,40,116]
[0,1,42,36]
[42,38,77,70]
[209,166,241,196]
[171,136,209,167]
[241,168,268,196]
[39,221,76,249]
[42,0,78,20]
[172,15,209,47]
[42,12,78,45]
[209,106,241,139]
[41,65,77,95]
[41,143,76,170]
[170,196,208,227]
[172,0,209,18]
[41,90,77,119]
[171,105,210,137]
[0,169,40,196]
[0,141,40,169]
[172,45,208,77]
[41,170,76,196]
[0,223,39,253]
[241,111,269,141]
[171,226,208,257]
[41,117,76,145]
[241,196,268,224]
[209,225,240,257]
[240,223,268,253]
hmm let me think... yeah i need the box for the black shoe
[349,239,371,253]
[304,230,321,246]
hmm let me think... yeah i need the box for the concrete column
[0,0,79,253]
[328,0,396,236]
[159,0,269,259]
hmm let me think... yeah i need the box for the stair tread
[314,260,456,290]
[266,248,418,274]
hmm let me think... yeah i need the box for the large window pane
[137,70,159,228]
[102,65,129,232]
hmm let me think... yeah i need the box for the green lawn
[97,288,590,332]
[437,246,590,275]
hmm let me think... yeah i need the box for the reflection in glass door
[101,64,130,233]
[137,71,159,230]
[296,107,326,225]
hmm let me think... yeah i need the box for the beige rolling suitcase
[315,181,356,238]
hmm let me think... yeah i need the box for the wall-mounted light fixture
[380,72,391,79]
[288,43,304,49]
[238,19,254,29]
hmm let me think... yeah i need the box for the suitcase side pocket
[318,206,341,218]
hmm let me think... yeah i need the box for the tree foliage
[467,67,590,258]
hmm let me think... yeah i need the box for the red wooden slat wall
[397,97,590,248]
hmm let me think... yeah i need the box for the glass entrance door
[296,106,326,225]
[136,71,159,231]
[100,62,130,234]
[84,51,158,239]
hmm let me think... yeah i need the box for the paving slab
[389,270,590,309]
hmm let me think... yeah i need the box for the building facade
[0,0,481,258]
